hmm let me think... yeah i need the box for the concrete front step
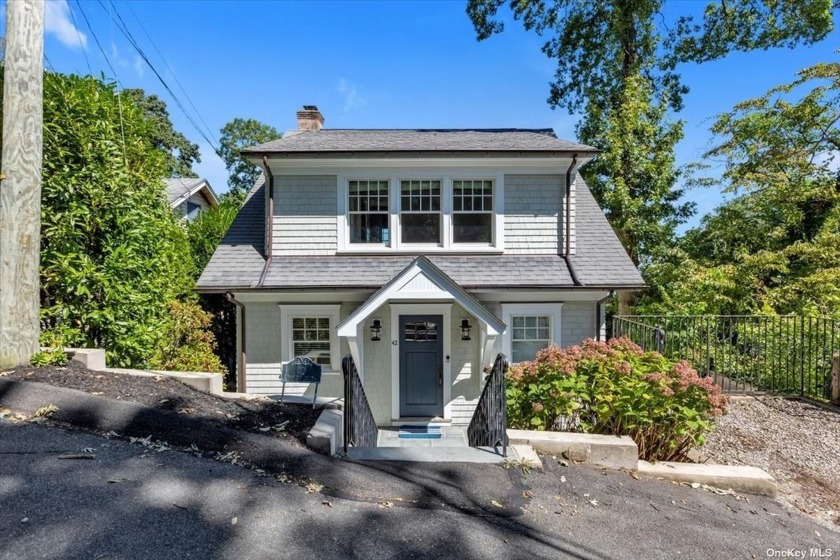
[348,445,518,463]
[507,429,638,470]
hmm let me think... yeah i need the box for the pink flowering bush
[507,337,727,461]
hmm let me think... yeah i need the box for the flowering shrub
[507,338,726,461]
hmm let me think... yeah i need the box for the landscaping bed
[0,361,319,446]
[700,396,840,526]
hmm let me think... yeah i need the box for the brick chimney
[297,105,324,132]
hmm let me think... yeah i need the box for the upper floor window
[349,180,389,244]
[340,175,503,252]
[400,180,441,244]
[453,180,493,243]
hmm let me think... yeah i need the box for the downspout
[564,155,583,286]
[258,157,275,287]
[594,290,615,341]
[226,292,247,392]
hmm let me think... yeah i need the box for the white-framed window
[510,315,550,363]
[400,179,442,244]
[501,303,563,363]
[338,174,505,252]
[348,180,390,245]
[279,305,341,372]
[452,179,493,244]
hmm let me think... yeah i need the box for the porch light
[460,319,472,341]
[371,319,382,341]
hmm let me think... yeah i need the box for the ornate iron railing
[613,315,840,400]
[342,354,378,451]
[468,353,509,456]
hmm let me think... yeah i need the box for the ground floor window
[501,303,564,364]
[511,315,550,363]
[292,317,331,366]
[279,305,341,371]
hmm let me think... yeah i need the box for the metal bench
[279,356,322,409]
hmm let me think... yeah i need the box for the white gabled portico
[336,256,506,422]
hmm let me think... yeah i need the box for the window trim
[452,179,494,246]
[501,303,563,364]
[278,304,341,373]
[337,172,505,253]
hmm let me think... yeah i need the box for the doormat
[398,425,443,439]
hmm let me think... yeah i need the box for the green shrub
[30,350,69,367]
[507,337,727,461]
[149,300,226,375]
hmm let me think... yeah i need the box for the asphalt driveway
[1,419,836,560]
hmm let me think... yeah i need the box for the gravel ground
[701,396,840,526]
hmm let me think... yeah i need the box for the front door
[399,315,443,417]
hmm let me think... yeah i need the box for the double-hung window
[292,317,331,366]
[349,180,389,244]
[279,305,341,372]
[511,316,551,363]
[502,304,562,364]
[400,179,441,244]
[452,179,493,243]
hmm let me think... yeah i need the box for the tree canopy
[467,0,837,273]
[219,117,279,200]
[123,88,201,178]
[638,61,840,317]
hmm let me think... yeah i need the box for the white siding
[449,304,481,425]
[273,175,337,256]
[503,174,564,254]
[361,305,392,425]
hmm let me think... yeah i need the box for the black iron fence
[468,353,509,455]
[612,315,840,399]
[342,354,378,451]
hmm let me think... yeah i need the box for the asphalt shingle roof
[195,174,644,292]
[243,129,598,155]
[164,178,205,206]
[196,174,266,289]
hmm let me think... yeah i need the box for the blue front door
[399,315,443,417]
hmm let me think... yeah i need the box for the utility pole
[0,0,44,367]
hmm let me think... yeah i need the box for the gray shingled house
[165,177,219,222]
[197,106,643,426]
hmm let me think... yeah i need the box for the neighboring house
[165,177,220,222]
[197,106,644,426]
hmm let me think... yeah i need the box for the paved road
[1,420,837,559]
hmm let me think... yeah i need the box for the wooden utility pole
[0,0,44,367]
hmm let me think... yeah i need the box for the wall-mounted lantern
[371,319,382,341]
[460,319,472,341]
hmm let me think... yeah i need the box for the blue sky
[4,0,839,230]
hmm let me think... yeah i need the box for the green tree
[22,73,196,366]
[219,118,279,200]
[639,61,840,317]
[123,88,201,177]
[467,0,837,274]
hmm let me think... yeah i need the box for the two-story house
[197,106,643,426]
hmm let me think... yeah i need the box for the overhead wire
[67,0,93,75]
[121,0,216,144]
[96,0,222,157]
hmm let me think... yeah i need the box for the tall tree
[467,0,837,272]
[122,88,200,178]
[219,118,279,200]
[639,61,840,316]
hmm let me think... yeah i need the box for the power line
[95,0,221,156]
[121,0,216,143]
[67,0,92,75]
[74,0,121,86]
